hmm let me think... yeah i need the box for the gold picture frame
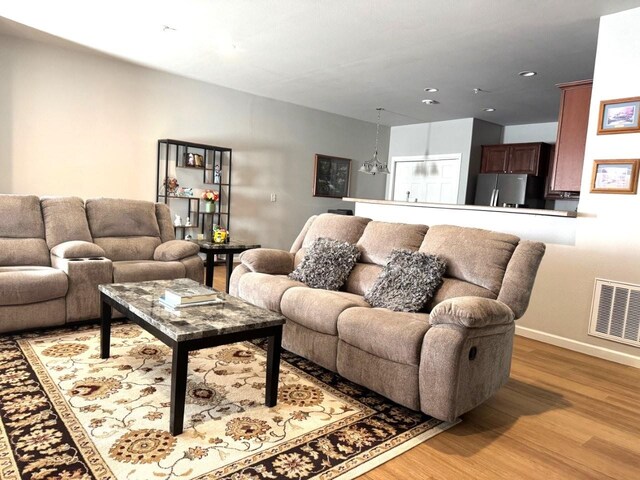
[590,159,639,194]
[597,97,640,135]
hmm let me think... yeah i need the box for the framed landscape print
[590,159,639,194]
[313,154,351,198]
[598,97,640,134]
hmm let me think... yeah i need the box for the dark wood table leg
[265,326,282,407]
[205,251,215,287]
[100,295,112,359]
[170,343,189,435]
[225,253,234,294]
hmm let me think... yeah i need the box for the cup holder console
[67,257,108,262]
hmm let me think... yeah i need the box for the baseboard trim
[515,326,640,368]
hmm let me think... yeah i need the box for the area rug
[0,323,457,480]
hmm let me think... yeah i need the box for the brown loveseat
[0,194,203,333]
[230,214,545,422]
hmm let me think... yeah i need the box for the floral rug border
[0,323,458,479]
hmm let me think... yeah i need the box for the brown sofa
[230,213,545,421]
[0,194,204,333]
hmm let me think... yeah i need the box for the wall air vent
[589,278,640,348]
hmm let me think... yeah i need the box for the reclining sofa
[0,194,203,333]
[230,214,545,421]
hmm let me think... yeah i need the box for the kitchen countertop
[343,198,577,218]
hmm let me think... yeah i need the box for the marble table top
[99,278,284,342]
[191,239,260,251]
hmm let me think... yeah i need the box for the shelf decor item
[590,159,639,194]
[598,97,640,135]
[202,189,219,213]
[163,177,179,195]
[313,154,351,198]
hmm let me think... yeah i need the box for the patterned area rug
[0,323,456,479]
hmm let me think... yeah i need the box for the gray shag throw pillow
[289,237,360,290]
[365,249,446,312]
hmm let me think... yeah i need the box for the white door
[391,155,461,204]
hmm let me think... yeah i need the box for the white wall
[517,7,640,362]
[502,122,558,144]
[387,118,475,204]
[0,33,387,249]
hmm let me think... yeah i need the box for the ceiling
[2,0,640,126]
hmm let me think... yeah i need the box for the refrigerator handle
[490,188,498,207]
[494,188,500,206]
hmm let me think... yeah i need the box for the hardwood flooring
[215,269,640,479]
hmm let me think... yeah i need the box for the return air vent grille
[589,278,640,348]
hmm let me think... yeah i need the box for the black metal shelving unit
[156,139,232,240]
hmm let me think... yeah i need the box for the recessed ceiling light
[422,99,439,105]
[518,71,537,77]
[483,108,496,112]
[424,87,439,92]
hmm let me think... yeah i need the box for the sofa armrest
[429,296,515,329]
[240,248,294,274]
[51,240,106,259]
[154,240,200,261]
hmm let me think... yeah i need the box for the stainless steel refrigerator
[474,174,544,208]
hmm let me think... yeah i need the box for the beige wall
[0,32,387,249]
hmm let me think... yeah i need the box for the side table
[192,240,260,292]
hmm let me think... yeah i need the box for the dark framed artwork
[313,154,351,198]
[590,159,639,194]
[597,97,640,135]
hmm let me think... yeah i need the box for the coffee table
[99,278,285,435]
[191,240,261,292]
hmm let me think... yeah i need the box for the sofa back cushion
[294,214,371,267]
[0,195,50,266]
[155,203,176,243]
[357,221,428,265]
[86,198,162,261]
[41,196,93,248]
[419,225,519,296]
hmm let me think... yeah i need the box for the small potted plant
[201,189,219,213]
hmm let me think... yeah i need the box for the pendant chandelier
[359,107,390,175]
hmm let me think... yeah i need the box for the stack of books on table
[159,284,224,309]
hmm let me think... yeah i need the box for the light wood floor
[214,270,640,479]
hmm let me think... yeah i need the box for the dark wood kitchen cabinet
[481,142,551,176]
[546,80,592,199]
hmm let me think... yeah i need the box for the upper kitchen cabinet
[546,80,592,199]
[481,142,551,176]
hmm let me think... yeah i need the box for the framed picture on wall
[313,154,351,198]
[590,159,639,194]
[597,97,640,134]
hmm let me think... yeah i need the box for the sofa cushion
[0,194,44,238]
[337,307,430,366]
[427,277,497,310]
[343,263,384,296]
[94,236,162,262]
[357,221,428,265]
[153,240,200,261]
[281,287,370,335]
[365,250,446,312]
[112,260,186,283]
[40,196,93,248]
[0,266,68,305]
[238,273,305,313]
[301,214,371,248]
[51,240,106,259]
[155,203,176,243]
[0,238,51,267]
[294,213,371,263]
[86,198,161,238]
[419,225,518,295]
[289,238,360,290]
